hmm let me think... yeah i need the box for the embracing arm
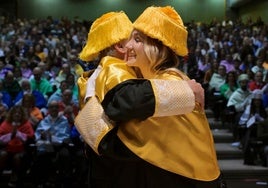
[101,79,202,121]
[75,78,203,154]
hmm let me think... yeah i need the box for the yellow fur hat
[79,11,133,62]
[133,6,188,56]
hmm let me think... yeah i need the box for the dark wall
[0,0,17,19]
[226,0,268,23]
[238,0,268,22]
[16,0,226,23]
[1,0,267,23]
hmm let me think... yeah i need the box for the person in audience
[196,53,211,83]
[21,93,43,130]
[251,59,267,82]
[220,71,239,102]
[227,73,253,145]
[13,66,23,85]
[34,61,55,84]
[48,80,79,106]
[33,43,47,63]
[59,88,86,187]
[208,64,227,92]
[233,58,243,76]
[0,79,13,109]
[202,59,219,108]
[208,64,227,120]
[45,48,62,79]
[2,71,22,101]
[186,47,202,82]
[0,105,34,187]
[239,54,255,74]
[30,67,54,100]
[14,79,48,112]
[58,89,79,127]
[220,53,235,73]
[0,60,13,80]
[219,71,239,123]
[19,58,33,80]
[54,63,74,88]
[238,89,267,165]
[248,70,266,91]
[33,100,71,187]
[240,37,255,65]
[66,73,79,100]
[67,51,84,78]
[255,37,268,61]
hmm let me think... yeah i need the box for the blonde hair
[143,35,180,75]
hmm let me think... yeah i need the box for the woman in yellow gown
[97,6,223,188]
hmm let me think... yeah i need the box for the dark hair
[6,105,28,124]
[225,71,237,83]
[250,98,267,119]
[22,93,36,107]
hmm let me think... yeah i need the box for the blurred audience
[21,93,44,130]
[2,71,21,101]
[227,74,253,144]
[238,90,267,165]
[0,13,267,184]
[30,67,54,100]
[0,105,34,187]
[14,79,47,112]
[32,100,71,187]
[248,70,266,91]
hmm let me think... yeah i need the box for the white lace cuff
[150,79,195,117]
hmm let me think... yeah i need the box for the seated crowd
[0,16,90,188]
[191,17,268,167]
[0,14,267,187]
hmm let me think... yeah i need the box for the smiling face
[125,29,179,79]
[12,108,22,123]
[125,30,150,69]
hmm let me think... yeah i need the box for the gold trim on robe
[150,79,195,116]
[117,71,221,181]
[75,96,113,154]
[75,56,137,154]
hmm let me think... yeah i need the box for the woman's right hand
[187,79,204,109]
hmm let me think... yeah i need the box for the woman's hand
[187,79,204,109]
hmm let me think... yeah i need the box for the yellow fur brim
[133,6,188,56]
[79,11,133,62]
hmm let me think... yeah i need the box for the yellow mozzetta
[95,56,137,101]
[79,11,133,62]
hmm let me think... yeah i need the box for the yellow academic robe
[116,71,221,181]
[95,56,137,101]
[94,57,220,181]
